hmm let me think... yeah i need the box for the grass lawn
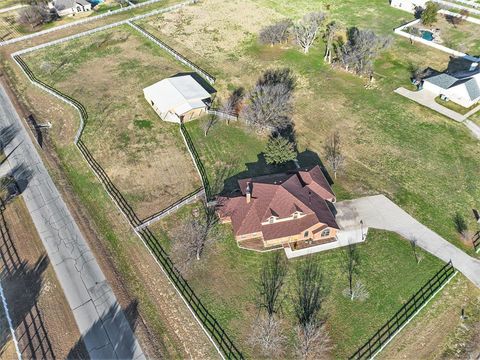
[149,204,444,358]
[184,119,301,195]
[23,25,201,220]
[140,0,480,253]
[435,96,479,115]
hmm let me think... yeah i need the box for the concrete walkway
[0,85,145,359]
[335,195,480,288]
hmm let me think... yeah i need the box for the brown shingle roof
[217,166,338,239]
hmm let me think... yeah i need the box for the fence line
[135,187,205,230]
[350,261,457,360]
[11,0,196,57]
[207,109,238,122]
[473,231,480,252]
[0,0,196,47]
[127,22,216,84]
[13,54,243,360]
[0,280,21,359]
[179,124,212,200]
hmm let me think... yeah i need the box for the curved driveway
[336,195,480,288]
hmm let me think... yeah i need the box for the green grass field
[150,204,444,358]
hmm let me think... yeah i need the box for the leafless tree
[293,12,326,54]
[171,206,219,272]
[342,280,369,302]
[242,68,296,133]
[221,87,245,116]
[323,21,339,64]
[324,131,344,179]
[17,5,53,29]
[258,252,287,316]
[249,314,286,357]
[453,212,469,240]
[202,114,218,136]
[259,19,292,46]
[295,320,331,360]
[342,242,360,301]
[115,0,129,7]
[335,27,392,76]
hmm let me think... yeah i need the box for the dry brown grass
[23,26,202,219]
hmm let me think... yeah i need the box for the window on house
[303,231,309,238]
[151,100,154,106]
[321,228,330,237]
[269,217,275,224]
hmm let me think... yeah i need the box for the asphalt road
[0,84,145,359]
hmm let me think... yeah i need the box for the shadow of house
[67,300,140,360]
[447,56,479,73]
[218,149,332,196]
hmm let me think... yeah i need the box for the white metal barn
[143,75,212,123]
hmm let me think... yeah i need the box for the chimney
[246,182,251,204]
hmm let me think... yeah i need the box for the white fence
[0,0,196,46]
[207,109,238,121]
[135,188,205,230]
[440,8,480,24]
[127,21,215,84]
[393,18,467,57]
[11,0,196,57]
[0,280,21,359]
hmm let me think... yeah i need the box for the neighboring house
[49,0,92,16]
[143,75,213,123]
[217,166,340,253]
[390,0,428,13]
[423,64,480,107]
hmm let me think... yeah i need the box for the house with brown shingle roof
[217,165,340,253]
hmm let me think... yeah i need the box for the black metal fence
[14,55,243,359]
[473,231,480,252]
[180,123,212,200]
[350,261,456,360]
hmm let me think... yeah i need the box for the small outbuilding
[49,0,92,16]
[143,75,213,123]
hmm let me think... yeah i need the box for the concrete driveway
[336,195,480,288]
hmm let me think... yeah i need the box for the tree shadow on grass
[218,149,332,196]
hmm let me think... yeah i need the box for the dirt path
[0,197,88,359]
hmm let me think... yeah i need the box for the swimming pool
[421,30,434,41]
[88,0,104,5]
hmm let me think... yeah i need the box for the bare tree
[324,131,344,179]
[342,280,369,302]
[293,12,325,54]
[410,238,424,264]
[323,21,339,64]
[171,206,219,272]
[115,0,129,7]
[242,68,296,133]
[221,87,245,116]
[295,320,331,360]
[335,27,391,76]
[17,5,53,29]
[202,114,218,136]
[342,242,360,301]
[259,19,292,46]
[249,314,286,357]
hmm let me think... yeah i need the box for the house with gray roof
[422,63,480,108]
[49,0,92,16]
